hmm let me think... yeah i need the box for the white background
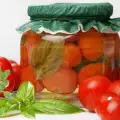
[0,0,119,120]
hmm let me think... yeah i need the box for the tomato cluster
[0,57,21,97]
[78,75,120,120]
[9,60,21,91]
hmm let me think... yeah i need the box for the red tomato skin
[0,74,15,97]
[107,80,120,96]
[96,93,120,120]
[0,57,15,97]
[0,57,13,71]
[78,75,111,112]
[10,62,21,90]
[9,60,17,64]
[5,74,15,92]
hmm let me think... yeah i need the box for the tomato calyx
[0,68,10,92]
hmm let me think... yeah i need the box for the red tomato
[107,80,120,96]
[9,60,17,64]
[20,66,44,93]
[78,75,111,112]
[5,74,15,92]
[96,92,120,120]
[0,57,13,71]
[0,57,15,96]
[9,60,21,90]
[43,67,77,94]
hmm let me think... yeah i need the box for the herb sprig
[0,82,84,118]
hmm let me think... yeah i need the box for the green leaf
[32,99,84,114]
[0,82,84,118]
[0,99,10,116]
[0,98,20,112]
[3,91,16,100]
[16,82,35,103]
[0,80,9,92]
[2,70,10,80]
[21,105,36,118]
[0,98,20,118]
[31,40,64,79]
[73,57,104,72]
[0,68,10,92]
[0,98,18,116]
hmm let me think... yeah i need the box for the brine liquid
[20,30,120,101]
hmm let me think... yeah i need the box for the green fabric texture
[17,3,120,34]
[28,3,113,20]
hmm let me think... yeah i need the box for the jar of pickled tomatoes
[17,3,120,101]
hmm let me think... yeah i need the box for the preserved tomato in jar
[17,3,120,100]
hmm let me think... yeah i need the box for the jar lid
[28,3,113,20]
[17,3,120,34]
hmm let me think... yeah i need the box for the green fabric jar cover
[17,3,120,34]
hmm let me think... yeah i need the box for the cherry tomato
[0,57,15,96]
[5,74,15,92]
[20,66,44,93]
[9,60,21,90]
[20,66,36,85]
[43,67,77,94]
[64,43,82,67]
[9,60,17,64]
[78,75,111,112]
[107,80,120,96]
[0,57,13,71]
[96,92,120,120]
[20,45,29,68]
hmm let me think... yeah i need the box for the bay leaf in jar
[31,39,64,79]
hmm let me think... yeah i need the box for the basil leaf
[32,99,84,114]
[16,82,35,103]
[0,98,18,116]
[31,40,64,79]
[0,68,10,80]
[0,80,9,92]
[4,91,16,100]
[0,99,10,116]
[21,105,36,118]
[9,101,20,111]
[73,57,104,72]
[2,70,10,80]
[0,69,10,92]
